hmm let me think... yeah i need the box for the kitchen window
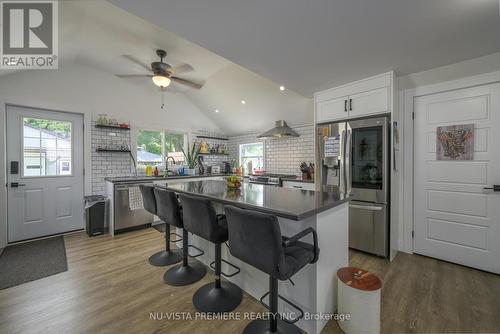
[137,129,186,168]
[239,142,264,171]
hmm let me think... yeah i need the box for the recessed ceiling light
[279,86,285,91]
[215,109,220,113]
[241,100,246,105]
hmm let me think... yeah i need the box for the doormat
[0,236,68,290]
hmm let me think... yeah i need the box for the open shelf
[96,148,131,153]
[95,124,130,130]
[196,135,228,141]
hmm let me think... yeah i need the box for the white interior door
[6,105,84,242]
[414,83,500,274]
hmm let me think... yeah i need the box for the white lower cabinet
[282,181,316,191]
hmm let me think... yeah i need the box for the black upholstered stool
[225,205,319,334]
[139,184,182,266]
[157,188,207,286]
[179,193,242,314]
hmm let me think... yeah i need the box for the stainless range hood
[257,120,299,139]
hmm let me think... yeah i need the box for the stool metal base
[193,281,242,313]
[163,261,207,286]
[243,319,302,334]
[148,249,183,267]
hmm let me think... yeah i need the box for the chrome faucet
[165,156,176,176]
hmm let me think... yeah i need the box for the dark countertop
[157,180,350,221]
[104,174,232,184]
[282,178,315,184]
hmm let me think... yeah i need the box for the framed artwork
[436,124,474,160]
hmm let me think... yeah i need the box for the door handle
[350,204,383,211]
[10,182,26,188]
[344,100,347,112]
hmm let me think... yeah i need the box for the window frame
[21,116,74,178]
[239,141,265,171]
[135,127,188,169]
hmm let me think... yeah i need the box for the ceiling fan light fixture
[152,75,171,88]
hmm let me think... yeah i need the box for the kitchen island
[156,180,350,334]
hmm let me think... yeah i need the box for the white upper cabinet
[316,96,349,122]
[315,72,393,123]
[348,87,389,118]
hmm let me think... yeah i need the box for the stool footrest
[188,244,204,258]
[169,232,183,243]
[209,259,241,278]
[259,291,304,324]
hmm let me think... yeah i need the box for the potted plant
[181,141,199,176]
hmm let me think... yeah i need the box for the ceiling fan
[115,49,204,90]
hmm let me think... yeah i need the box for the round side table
[337,267,382,334]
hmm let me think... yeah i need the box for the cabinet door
[316,96,348,123]
[348,87,389,118]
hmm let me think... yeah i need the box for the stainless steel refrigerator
[316,115,390,257]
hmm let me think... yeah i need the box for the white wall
[398,52,500,90]
[0,63,221,248]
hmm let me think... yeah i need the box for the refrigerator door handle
[345,129,352,195]
[341,129,349,193]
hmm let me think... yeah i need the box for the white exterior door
[6,106,84,242]
[414,83,500,274]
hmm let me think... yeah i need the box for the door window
[22,117,72,177]
[351,126,383,189]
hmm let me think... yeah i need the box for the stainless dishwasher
[114,182,154,232]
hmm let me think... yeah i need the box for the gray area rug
[0,236,68,290]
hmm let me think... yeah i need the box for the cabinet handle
[293,186,303,189]
[349,99,353,111]
[344,100,348,112]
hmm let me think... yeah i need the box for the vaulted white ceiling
[53,0,313,136]
[109,0,500,96]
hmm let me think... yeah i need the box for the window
[22,117,72,177]
[239,142,264,172]
[137,129,186,168]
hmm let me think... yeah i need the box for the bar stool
[179,193,242,314]
[139,184,182,266]
[156,188,207,286]
[224,205,319,334]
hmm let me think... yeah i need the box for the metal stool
[225,205,319,334]
[179,193,242,314]
[156,188,207,286]
[139,184,182,266]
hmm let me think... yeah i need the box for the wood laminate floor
[0,228,499,334]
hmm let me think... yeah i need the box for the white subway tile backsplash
[227,125,314,177]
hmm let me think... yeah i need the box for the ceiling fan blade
[171,76,204,90]
[170,63,194,75]
[115,74,153,78]
[121,55,151,72]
